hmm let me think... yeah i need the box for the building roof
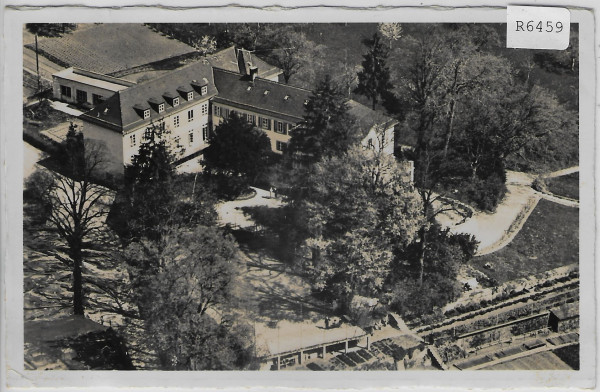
[81,60,218,133]
[206,46,281,80]
[212,68,312,122]
[257,321,367,358]
[347,99,399,135]
[213,68,398,134]
[550,302,579,320]
[53,67,134,92]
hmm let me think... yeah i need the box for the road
[23,46,64,83]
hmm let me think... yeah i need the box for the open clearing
[471,199,578,284]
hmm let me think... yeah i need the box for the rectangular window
[187,91,194,101]
[130,134,136,147]
[76,89,87,103]
[189,131,194,145]
[158,103,165,113]
[246,113,256,125]
[201,103,208,115]
[173,97,180,107]
[173,115,180,127]
[188,110,194,122]
[276,121,286,134]
[143,109,150,119]
[261,117,271,130]
[201,85,208,95]
[214,106,221,117]
[60,85,71,98]
[92,93,103,105]
[144,128,153,140]
[276,141,287,152]
[224,108,230,119]
[202,124,209,141]
[174,136,181,146]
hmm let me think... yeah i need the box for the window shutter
[258,116,262,127]
[267,119,272,130]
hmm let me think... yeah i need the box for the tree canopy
[112,122,216,242]
[288,75,360,163]
[202,112,273,198]
[355,33,393,110]
[292,147,422,305]
[124,225,253,370]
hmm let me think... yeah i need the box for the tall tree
[355,33,393,110]
[113,121,217,243]
[124,225,254,370]
[25,23,76,94]
[293,147,422,305]
[288,75,360,163]
[202,112,273,198]
[267,30,321,85]
[24,123,111,315]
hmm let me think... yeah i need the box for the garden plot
[30,24,196,75]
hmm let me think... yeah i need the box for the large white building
[73,47,399,175]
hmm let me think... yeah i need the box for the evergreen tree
[202,112,273,198]
[288,75,360,163]
[355,33,393,110]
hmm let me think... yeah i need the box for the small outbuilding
[548,302,579,333]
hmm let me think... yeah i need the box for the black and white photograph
[1,3,597,390]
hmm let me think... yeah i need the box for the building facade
[77,49,399,175]
[52,68,134,108]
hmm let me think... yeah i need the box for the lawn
[553,344,579,370]
[546,173,579,200]
[28,24,196,75]
[471,199,579,284]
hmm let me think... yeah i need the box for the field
[485,350,574,370]
[546,173,579,200]
[28,24,196,75]
[472,199,579,284]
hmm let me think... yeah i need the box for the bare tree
[24,124,113,315]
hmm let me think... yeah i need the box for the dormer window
[173,97,179,107]
[158,103,165,113]
[143,109,150,119]
[264,90,270,96]
[201,85,208,95]
[187,92,194,101]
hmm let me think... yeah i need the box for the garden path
[216,187,284,229]
[441,171,539,255]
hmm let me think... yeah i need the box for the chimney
[249,65,259,81]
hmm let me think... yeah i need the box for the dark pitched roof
[81,60,218,133]
[347,100,398,134]
[213,68,398,134]
[212,68,311,121]
[206,46,281,79]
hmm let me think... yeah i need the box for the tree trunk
[35,34,41,94]
[418,228,427,287]
[442,99,456,160]
[72,243,85,315]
